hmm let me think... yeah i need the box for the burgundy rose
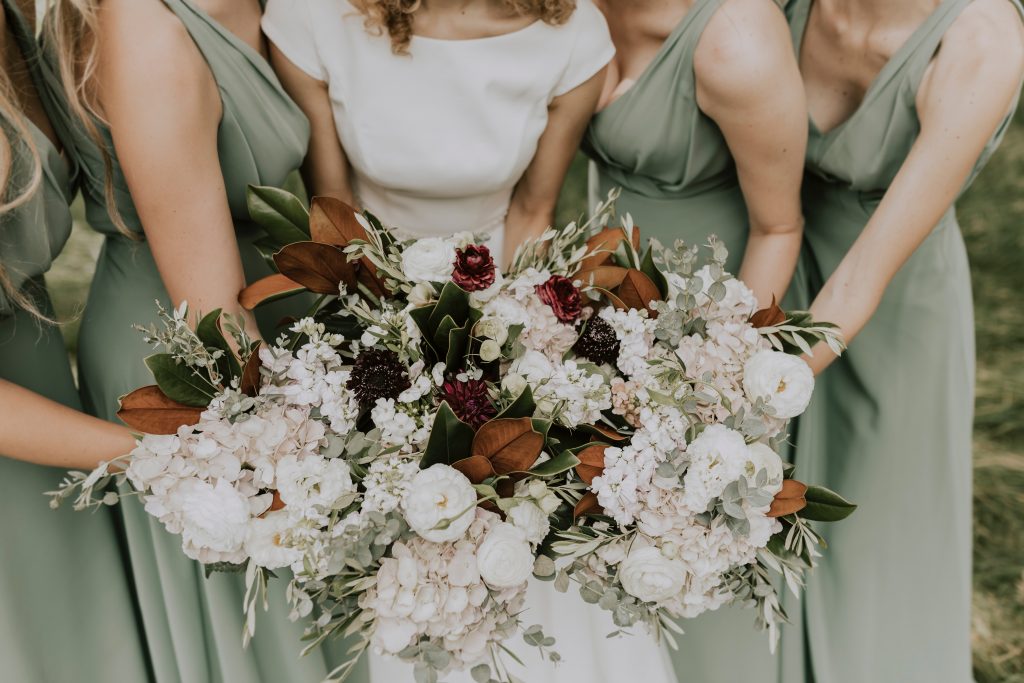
[535,275,582,323]
[451,245,496,292]
[439,378,496,429]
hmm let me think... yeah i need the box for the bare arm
[696,0,808,307]
[802,0,1024,374]
[97,0,259,338]
[0,380,136,468]
[268,43,354,203]
[504,68,607,261]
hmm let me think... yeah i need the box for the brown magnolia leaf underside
[586,423,629,442]
[472,417,544,475]
[240,341,264,397]
[574,492,602,518]
[274,242,356,294]
[575,444,608,485]
[768,479,809,517]
[452,455,496,484]
[117,385,203,435]
[616,269,662,317]
[750,296,786,328]
[310,197,389,297]
[581,265,630,290]
[238,273,306,310]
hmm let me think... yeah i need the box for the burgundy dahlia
[451,245,496,292]
[439,378,497,429]
[346,348,411,409]
[535,274,582,323]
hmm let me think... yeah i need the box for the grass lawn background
[47,114,1024,681]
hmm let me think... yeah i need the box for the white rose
[402,465,478,542]
[175,478,250,554]
[244,511,302,569]
[745,442,784,495]
[401,237,457,284]
[507,501,550,545]
[510,349,553,383]
[619,546,687,603]
[743,350,815,419]
[476,522,534,588]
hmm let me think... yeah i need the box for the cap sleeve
[554,0,615,96]
[262,0,326,81]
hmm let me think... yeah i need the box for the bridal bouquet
[50,186,853,682]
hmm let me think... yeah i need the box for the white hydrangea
[681,425,751,514]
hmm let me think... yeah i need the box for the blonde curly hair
[351,0,576,54]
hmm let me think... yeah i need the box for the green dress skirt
[59,0,368,680]
[777,1,1024,681]
[0,2,152,679]
[583,0,799,679]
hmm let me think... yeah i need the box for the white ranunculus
[175,478,250,554]
[401,237,457,284]
[619,546,687,603]
[743,350,815,419]
[479,339,502,363]
[507,501,550,545]
[402,465,478,542]
[510,349,553,383]
[745,442,784,495]
[474,316,509,345]
[245,511,302,569]
[476,522,534,588]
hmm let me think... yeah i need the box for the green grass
[47,119,1024,680]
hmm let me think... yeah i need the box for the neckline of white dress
[408,18,545,45]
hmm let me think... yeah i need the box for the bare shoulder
[98,0,209,93]
[694,0,798,108]
[925,0,1024,102]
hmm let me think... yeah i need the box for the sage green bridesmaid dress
[779,1,1024,681]
[0,2,152,680]
[66,1,366,680]
[583,0,801,679]
[583,0,749,274]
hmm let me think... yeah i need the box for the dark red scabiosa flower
[438,378,497,429]
[451,244,496,292]
[535,274,582,323]
[573,315,621,365]
[346,348,411,409]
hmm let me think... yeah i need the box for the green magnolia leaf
[428,282,470,333]
[432,315,459,359]
[408,304,437,346]
[640,245,669,298]
[246,185,310,246]
[800,485,857,522]
[445,324,472,372]
[420,402,475,468]
[145,354,217,407]
[529,450,581,477]
[495,385,536,420]
[195,309,241,380]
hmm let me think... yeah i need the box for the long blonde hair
[353,0,576,54]
[0,23,47,319]
[45,0,134,239]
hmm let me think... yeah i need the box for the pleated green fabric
[778,1,1024,681]
[62,1,366,680]
[583,0,750,274]
[583,1,798,679]
[0,1,152,680]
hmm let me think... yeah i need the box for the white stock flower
[476,522,534,588]
[743,350,815,419]
[619,546,687,603]
[403,465,478,542]
[744,442,784,495]
[402,237,457,284]
[245,511,303,569]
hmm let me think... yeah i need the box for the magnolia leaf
[239,273,306,310]
[494,385,536,420]
[582,423,629,443]
[421,402,475,468]
[428,282,471,334]
[240,342,263,397]
[574,492,602,517]
[268,490,286,513]
[195,309,241,379]
[274,241,356,294]
[768,479,809,518]
[583,265,630,290]
[574,444,607,485]
[639,245,669,298]
[593,286,629,311]
[472,417,544,475]
[246,185,309,246]
[579,227,631,272]
[309,196,365,246]
[616,269,661,316]
[801,485,857,522]
[144,354,217,407]
[750,297,787,328]
[529,450,581,477]
[452,455,496,484]
[116,385,203,434]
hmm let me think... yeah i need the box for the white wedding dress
[264,2,677,681]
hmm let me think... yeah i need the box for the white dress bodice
[264,0,615,255]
